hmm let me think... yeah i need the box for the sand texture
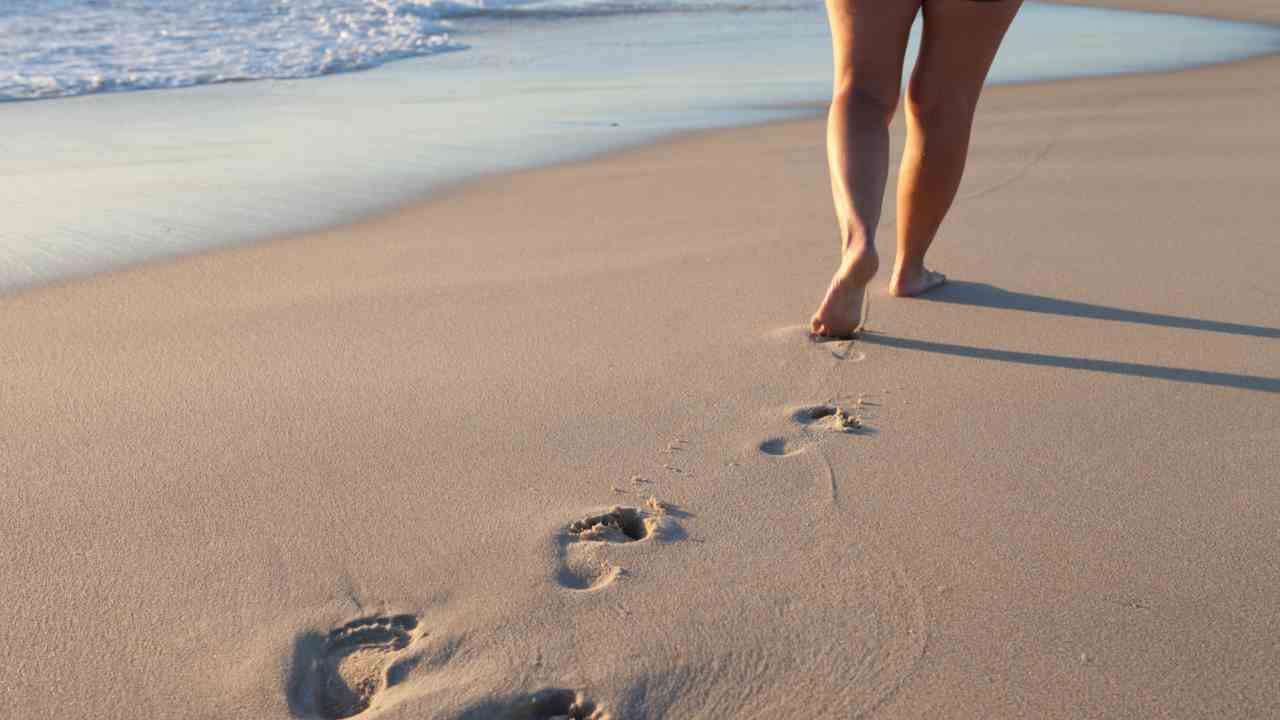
[1054,0,1280,22]
[3,1,1279,717]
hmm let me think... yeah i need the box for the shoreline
[3,1,1279,297]
[5,1,1280,718]
[10,52,1279,303]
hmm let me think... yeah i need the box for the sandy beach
[3,1,1279,717]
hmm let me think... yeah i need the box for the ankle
[840,225,877,253]
[842,236,877,260]
[891,259,925,279]
[840,244,880,281]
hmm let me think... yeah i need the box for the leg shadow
[860,333,1280,394]
[925,281,1280,339]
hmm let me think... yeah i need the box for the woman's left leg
[890,0,1023,297]
[810,0,920,338]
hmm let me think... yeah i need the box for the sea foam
[0,0,456,101]
[0,0,810,102]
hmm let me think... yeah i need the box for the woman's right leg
[889,0,1023,297]
[810,0,920,338]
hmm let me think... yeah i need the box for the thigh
[912,0,1023,104]
[825,0,922,98]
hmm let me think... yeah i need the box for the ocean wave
[0,0,457,102]
[407,0,815,20]
[0,0,815,102]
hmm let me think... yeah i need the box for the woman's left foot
[888,265,946,297]
[811,245,879,339]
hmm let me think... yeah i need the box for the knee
[904,76,978,132]
[831,76,899,127]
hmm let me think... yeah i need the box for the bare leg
[890,0,1023,297]
[810,0,919,338]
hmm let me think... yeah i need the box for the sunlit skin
[810,0,1023,339]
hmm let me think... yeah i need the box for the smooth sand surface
[3,2,1279,717]
[1054,0,1280,22]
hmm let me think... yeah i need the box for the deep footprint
[557,504,672,590]
[792,404,864,432]
[567,507,650,543]
[507,688,608,720]
[308,614,420,719]
[792,404,838,423]
[458,688,609,720]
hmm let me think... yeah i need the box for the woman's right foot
[810,245,880,339]
[888,264,946,297]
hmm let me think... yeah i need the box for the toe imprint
[567,507,650,543]
[301,614,421,719]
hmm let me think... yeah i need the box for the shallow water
[1,2,1277,292]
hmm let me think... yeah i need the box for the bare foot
[888,265,946,297]
[810,245,879,339]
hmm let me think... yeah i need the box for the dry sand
[3,1,1279,717]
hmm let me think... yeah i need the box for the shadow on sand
[858,282,1278,394]
[923,281,1280,339]
[860,333,1278,394]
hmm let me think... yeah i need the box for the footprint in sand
[792,404,867,433]
[759,403,872,457]
[758,436,807,457]
[507,688,608,720]
[555,502,672,591]
[458,688,609,720]
[290,614,422,719]
[763,324,868,361]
